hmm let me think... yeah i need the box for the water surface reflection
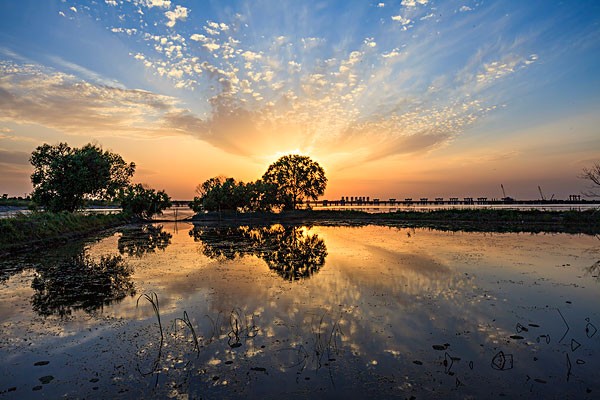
[190,224,327,280]
[31,254,135,317]
[118,224,172,257]
[0,223,598,399]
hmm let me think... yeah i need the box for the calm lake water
[1,222,599,399]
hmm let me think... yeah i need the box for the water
[0,222,599,398]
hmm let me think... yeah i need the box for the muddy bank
[189,209,600,234]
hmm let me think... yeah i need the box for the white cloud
[524,54,538,65]
[241,50,262,61]
[47,55,124,88]
[301,37,324,50]
[165,5,188,28]
[377,2,385,7]
[111,27,138,35]
[203,42,220,52]
[391,15,411,25]
[401,0,428,6]
[364,38,377,48]
[190,33,208,43]
[382,49,401,58]
[105,0,118,6]
[58,11,66,17]
[142,0,171,8]
[459,6,472,12]
[468,54,536,87]
[70,6,77,13]
[168,68,183,79]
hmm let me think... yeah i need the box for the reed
[174,311,200,357]
[136,292,164,376]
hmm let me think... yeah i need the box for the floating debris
[33,361,49,366]
[38,376,54,384]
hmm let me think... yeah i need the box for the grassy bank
[190,208,600,234]
[0,198,31,207]
[0,212,129,253]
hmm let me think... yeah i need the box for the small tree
[30,143,135,212]
[262,154,327,210]
[191,177,246,212]
[119,184,171,219]
[580,162,600,198]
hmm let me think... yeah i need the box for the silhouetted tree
[119,184,171,219]
[30,143,135,212]
[191,177,251,212]
[243,179,279,212]
[262,154,327,210]
[580,162,600,197]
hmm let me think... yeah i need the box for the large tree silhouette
[262,155,327,210]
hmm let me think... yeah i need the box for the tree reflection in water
[118,224,172,257]
[31,254,136,317]
[2,226,172,317]
[189,224,328,280]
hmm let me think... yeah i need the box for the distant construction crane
[501,184,514,202]
[538,186,546,201]
[538,186,555,201]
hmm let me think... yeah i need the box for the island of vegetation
[1,143,600,254]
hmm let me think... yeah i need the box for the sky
[1,0,599,200]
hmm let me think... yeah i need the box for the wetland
[0,221,599,399]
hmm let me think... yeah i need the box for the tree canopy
[119,184,172,219]
[191,177,278,213]
[262,154,327,210]
[30,143,135,212]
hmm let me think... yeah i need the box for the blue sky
[1,0,599,199]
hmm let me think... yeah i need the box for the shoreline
[189,209,600,234]
[0,212,131,255]
[1,208,598,256]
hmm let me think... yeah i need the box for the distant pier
[308,196,598,208]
